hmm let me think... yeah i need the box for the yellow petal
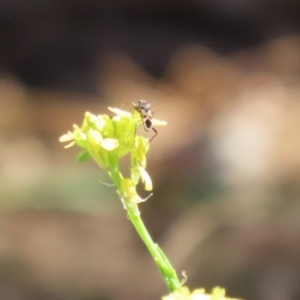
[89,129,103,144]
[108,107,132,117]
[59,132,74,142]
[95,115,106,130]
[64,141,75,148]
[101,138,119,151]
[138,166,153,191]
[152,118,167,126]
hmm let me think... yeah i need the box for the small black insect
[132,100,157,142]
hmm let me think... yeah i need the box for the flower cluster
[59,105,166,212]
[162,286,240,300]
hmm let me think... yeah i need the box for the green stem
[126,203,181,292]
[109,163,181,292]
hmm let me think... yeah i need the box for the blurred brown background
[0,1,300,300]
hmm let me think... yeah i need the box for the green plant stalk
[110,164,181,292]
[127,201,181,291]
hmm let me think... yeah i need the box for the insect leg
[149,127,157,143]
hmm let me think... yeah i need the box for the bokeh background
[1,1,300,299]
